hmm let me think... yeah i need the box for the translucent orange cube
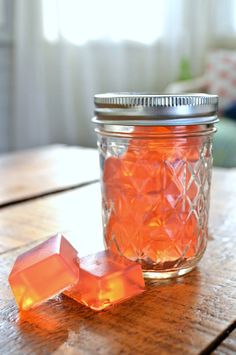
[103,125,208,268]
[9,234,79,310]
[64,250,145,311]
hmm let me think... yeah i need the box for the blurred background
[1,0,236,166]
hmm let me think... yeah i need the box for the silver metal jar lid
[93,93,219,126]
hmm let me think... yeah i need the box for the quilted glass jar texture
[98,127,213,278]
[93,94,218,279]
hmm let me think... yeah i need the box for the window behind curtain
[42,0,167,45]
[0,0,13,152]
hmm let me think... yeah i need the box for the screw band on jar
[93,93,219,126]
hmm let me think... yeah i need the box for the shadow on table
[13,269,202,353]
[16,297,70,354]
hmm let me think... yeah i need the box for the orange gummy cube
[9,234,79,310]
[64,250,145,311]
[103,125,208,267]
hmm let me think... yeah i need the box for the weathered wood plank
[0,169,235,354]
[0,145,99,207]
[0,230,235,354]
[0,184,103,255]
[213,329,236,354]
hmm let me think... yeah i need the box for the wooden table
[0,145,235,355]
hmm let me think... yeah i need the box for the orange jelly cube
[9,234,79,310]
[103,125,209,267]
[64,250,145,311]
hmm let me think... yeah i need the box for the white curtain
[10,0,236,150]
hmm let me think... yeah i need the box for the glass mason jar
[93,93,218,279]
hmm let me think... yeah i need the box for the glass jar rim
[95,123,216,139]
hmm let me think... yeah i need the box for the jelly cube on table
[64,250,145,311]
[9,234,79,311]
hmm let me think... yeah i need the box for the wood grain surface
[213,329,236,354]
[0,145,99,207]
[0,160,235,354]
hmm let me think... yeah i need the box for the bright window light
[42,0,166,45]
